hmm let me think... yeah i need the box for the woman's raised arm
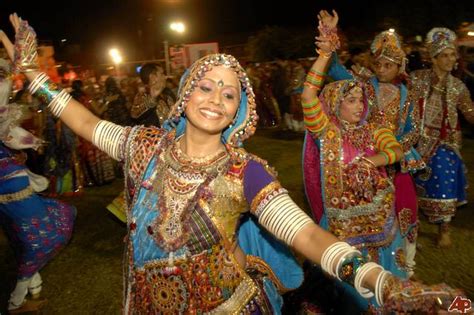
[301,10,340,135]
[0,14,125,160]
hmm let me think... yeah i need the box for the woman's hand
[316,10,340,54]
[0,30,7,42]
[9,13,22,34]
[383,276,465,313]
[351,64,374,80]
[317,10,339,31]
[315,36,333,55]
[6,12,39,78]
[344,158,382,202]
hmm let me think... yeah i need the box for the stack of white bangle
[28,72,48,94]
[258,194,313,246]
[321,241,354,277]
[92,120,125,160]
[28,72,72,117]
[375,270,391,306]
[354,262,382,298]
[321,242,390,303]
[47,90,72,117]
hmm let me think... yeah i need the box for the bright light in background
[61,39,67,43]
[468,31,474,37]
[388,28,395,33]
[170,22,186,34]
[109,48,123,64]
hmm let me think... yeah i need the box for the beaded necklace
[145,140,231,252]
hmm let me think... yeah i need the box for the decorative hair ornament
[425,27,458,58]
[371,30,407,73]
[319,79,376,125]
[164,54,258,147]
[13,19,39,74]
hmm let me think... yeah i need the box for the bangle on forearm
[321,242,351,277]
[92,120,126,160]
[354,262,382,298]
[380,148,397,165]
[303,81,321,90]
[305,69,326,88]
[322,242,390,301]
[375,270,391,306]
[28,72,72,117]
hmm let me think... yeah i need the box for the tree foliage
[247,26,315,62]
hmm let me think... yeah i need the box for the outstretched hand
[383,277,466,314]
[314,9,340,56]
[317,10,338,30]
[314,36,333,55]
[9,13,22,34]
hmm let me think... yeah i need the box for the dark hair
[71,80,85,99]
[71,80,84,92]
[14,89,27,102]
[139,63,163,84]
[349,47,364,57]
[105,77,120,93]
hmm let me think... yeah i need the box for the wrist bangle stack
[354,262,382,298]
[28,72,72,117]
[322,241,390,302]
[321,242,352,277]
[305,69,326,89]
[316,49,332,59]
[380,148,397,165]
[375,270,391,306]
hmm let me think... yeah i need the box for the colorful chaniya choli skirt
[128,242,278,314]
[0,175,76,279]
[415,145,468,223]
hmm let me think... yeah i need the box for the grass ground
[1,128,473,314]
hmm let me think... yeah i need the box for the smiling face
[432,48,457,74]
[373,57,400,83]
[339,86,365,124]
[184,65,241,136]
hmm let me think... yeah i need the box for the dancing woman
[316,10,422,278]
[0,58,75,311]
[301,10,413,312]
[0,13,460,314]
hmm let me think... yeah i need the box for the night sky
[0,0,473,63]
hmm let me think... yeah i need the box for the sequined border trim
[251,182,287,216]
[418,197,457,222]
[245,255,291,294]
[0,185,33,203]
[325,187,394,219]
[206,275,258,315]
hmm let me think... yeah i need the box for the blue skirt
[0,176,76,279]
[415,145,467,223]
